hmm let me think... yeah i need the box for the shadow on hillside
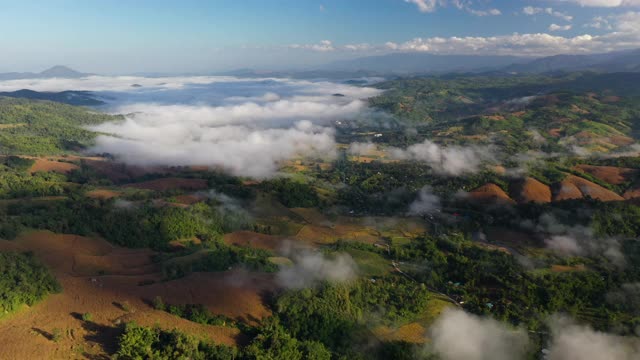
[31,327,53,341]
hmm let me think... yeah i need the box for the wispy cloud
[276,244,358,288]
[549,23,573,31]
[523,6,573,22]
[550,0,640,7]
[389,140,494,176]
[405,0,501,16]
[289,40,335,52]
[290,11,640,56]
[405,0,440,13]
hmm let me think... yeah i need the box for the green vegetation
[2,75,640,359]
[0,156,68,199]
[0,97,121,155]
[153,299,238,328]
[161,242,277,280]
[261,178,320,208]
[2,199,249,249]
[368,74,640,156]
[0,252,60,316]
[115,323,238,360]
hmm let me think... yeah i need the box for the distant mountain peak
[39,65,88,78]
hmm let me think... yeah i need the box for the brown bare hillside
[511,177,551,204]
[573,165,637,185]
[468,183,515,205]
[623,188,640,200]
[553,175,623,202]
[30,158,79,174]
[0,231,275,359]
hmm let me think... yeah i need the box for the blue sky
[0,0,638,73]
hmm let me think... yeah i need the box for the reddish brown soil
[223,231,286,251]
[573,165,637,185]
[548,128,562,137]
[30,159,79,174]
[467,183,515,205]
[553,175,624,202]
[83,159,167,183]
[608,135,635,146]
[124,178,208,191]
[174,194,202,205]
[552,179,583,201]
[85,189,122,200]
[623,188,640,200]
[0,231,275,359]
[551,264,586,273]
[142,271,275,324]
[511,177,551,204]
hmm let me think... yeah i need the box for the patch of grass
[343,248,390,277]
[51,328,63,343]
[417,295,454,326]
[268,256,293,266]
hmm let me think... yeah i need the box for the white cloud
[552,0,640,7]
[276,246,358,288]
[585,16,613,29]
[343,43,374,51]
[532,214,625,265]
[405,0,440,13]
[429,310,640,360]
[49,77,383,179]
[549,23,573,31]
[523,7,573,21]
[289,40,335,52]
[404,0,501,16]
[408,186,441,215]
[0,75,259,92]
[287,10,639,56]
[467,8,502,16]
[383,21,639,56]
[389,140,493,176]
[429,309,530,360]
[547,316,640,360]
[288,41,375,53]
[91,121,337,178]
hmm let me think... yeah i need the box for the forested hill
[0,97,120,155]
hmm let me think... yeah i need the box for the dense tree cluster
[260,178,320,208]
[0,252,60,316]
[2,199,250,249]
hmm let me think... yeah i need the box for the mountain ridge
[0,65,91,80]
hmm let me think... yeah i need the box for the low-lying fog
[0,76,382,178]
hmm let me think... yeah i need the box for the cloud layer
[525,214,624,265]
[547,316,640,360]
[408,186,441,215]
[276,247,358,289]
[291,11,640,57]
[429,309,530,360]
[36,76,383,178]
[429,310,640,360]
[389,140,494,176]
